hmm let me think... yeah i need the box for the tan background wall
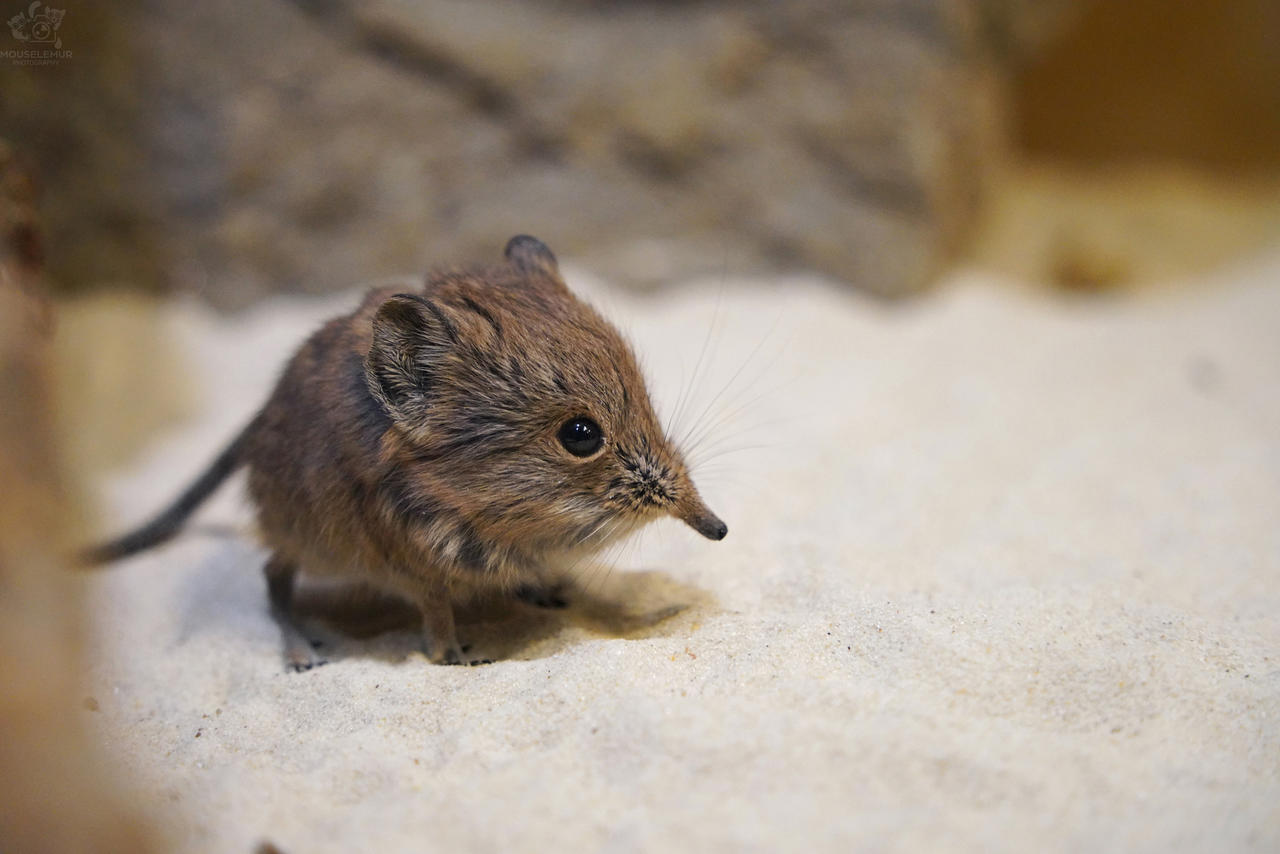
[1015,0,1280,172]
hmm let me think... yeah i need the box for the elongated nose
[692,513,728,541]
[675,492,728,541]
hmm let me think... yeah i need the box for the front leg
[411,586,461,663]
[410,584,490,665]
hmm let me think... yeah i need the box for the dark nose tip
[677,494,728,542]
[695,515,728,541]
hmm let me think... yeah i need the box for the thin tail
[80,417,259,565]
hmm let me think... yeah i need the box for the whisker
[674,318,786,452]
[680,376,797,460]
[686,469,751,488]
[685,410,791,459]
[664,361,688,438]
[666,283,725,441]
[576,513,618,548]
[689,443,775,467]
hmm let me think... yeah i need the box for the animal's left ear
[504,234,561,280]
[365,293,456,426]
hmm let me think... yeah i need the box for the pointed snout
[675,493,728,541]
[694,514,729,541]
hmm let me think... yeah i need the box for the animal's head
[365,235,726,553]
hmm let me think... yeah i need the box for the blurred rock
[6,0,1065,305]
[0,1,167,295]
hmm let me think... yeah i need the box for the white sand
[86,257,1280,853]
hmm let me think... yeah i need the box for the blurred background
[2,0,1277,303]
[1,2,1278,847]
[2,0,1277,469]
[2,0,1278,576]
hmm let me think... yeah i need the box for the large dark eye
[558,416,604,457]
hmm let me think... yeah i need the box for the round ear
[364,293,456,424]
[504,234,561,279]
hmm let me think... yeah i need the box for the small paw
[426,639,492,666]
[436,645,492,666]
[286,656,328,673]
[283,636,326,673]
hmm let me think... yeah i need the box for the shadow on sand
[288,567,717,666]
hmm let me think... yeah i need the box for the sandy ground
[85,255,1280,853]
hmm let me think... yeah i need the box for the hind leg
[263,554,323,672]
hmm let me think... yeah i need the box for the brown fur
[89,236,726,668]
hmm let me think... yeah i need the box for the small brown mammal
[86,235,727,669]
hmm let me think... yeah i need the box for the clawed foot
[284,638,327,673]
[287,657,328,673]
[285,638,493,670]
[440,643,493,666]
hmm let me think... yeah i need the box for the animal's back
[245,286,400,577]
